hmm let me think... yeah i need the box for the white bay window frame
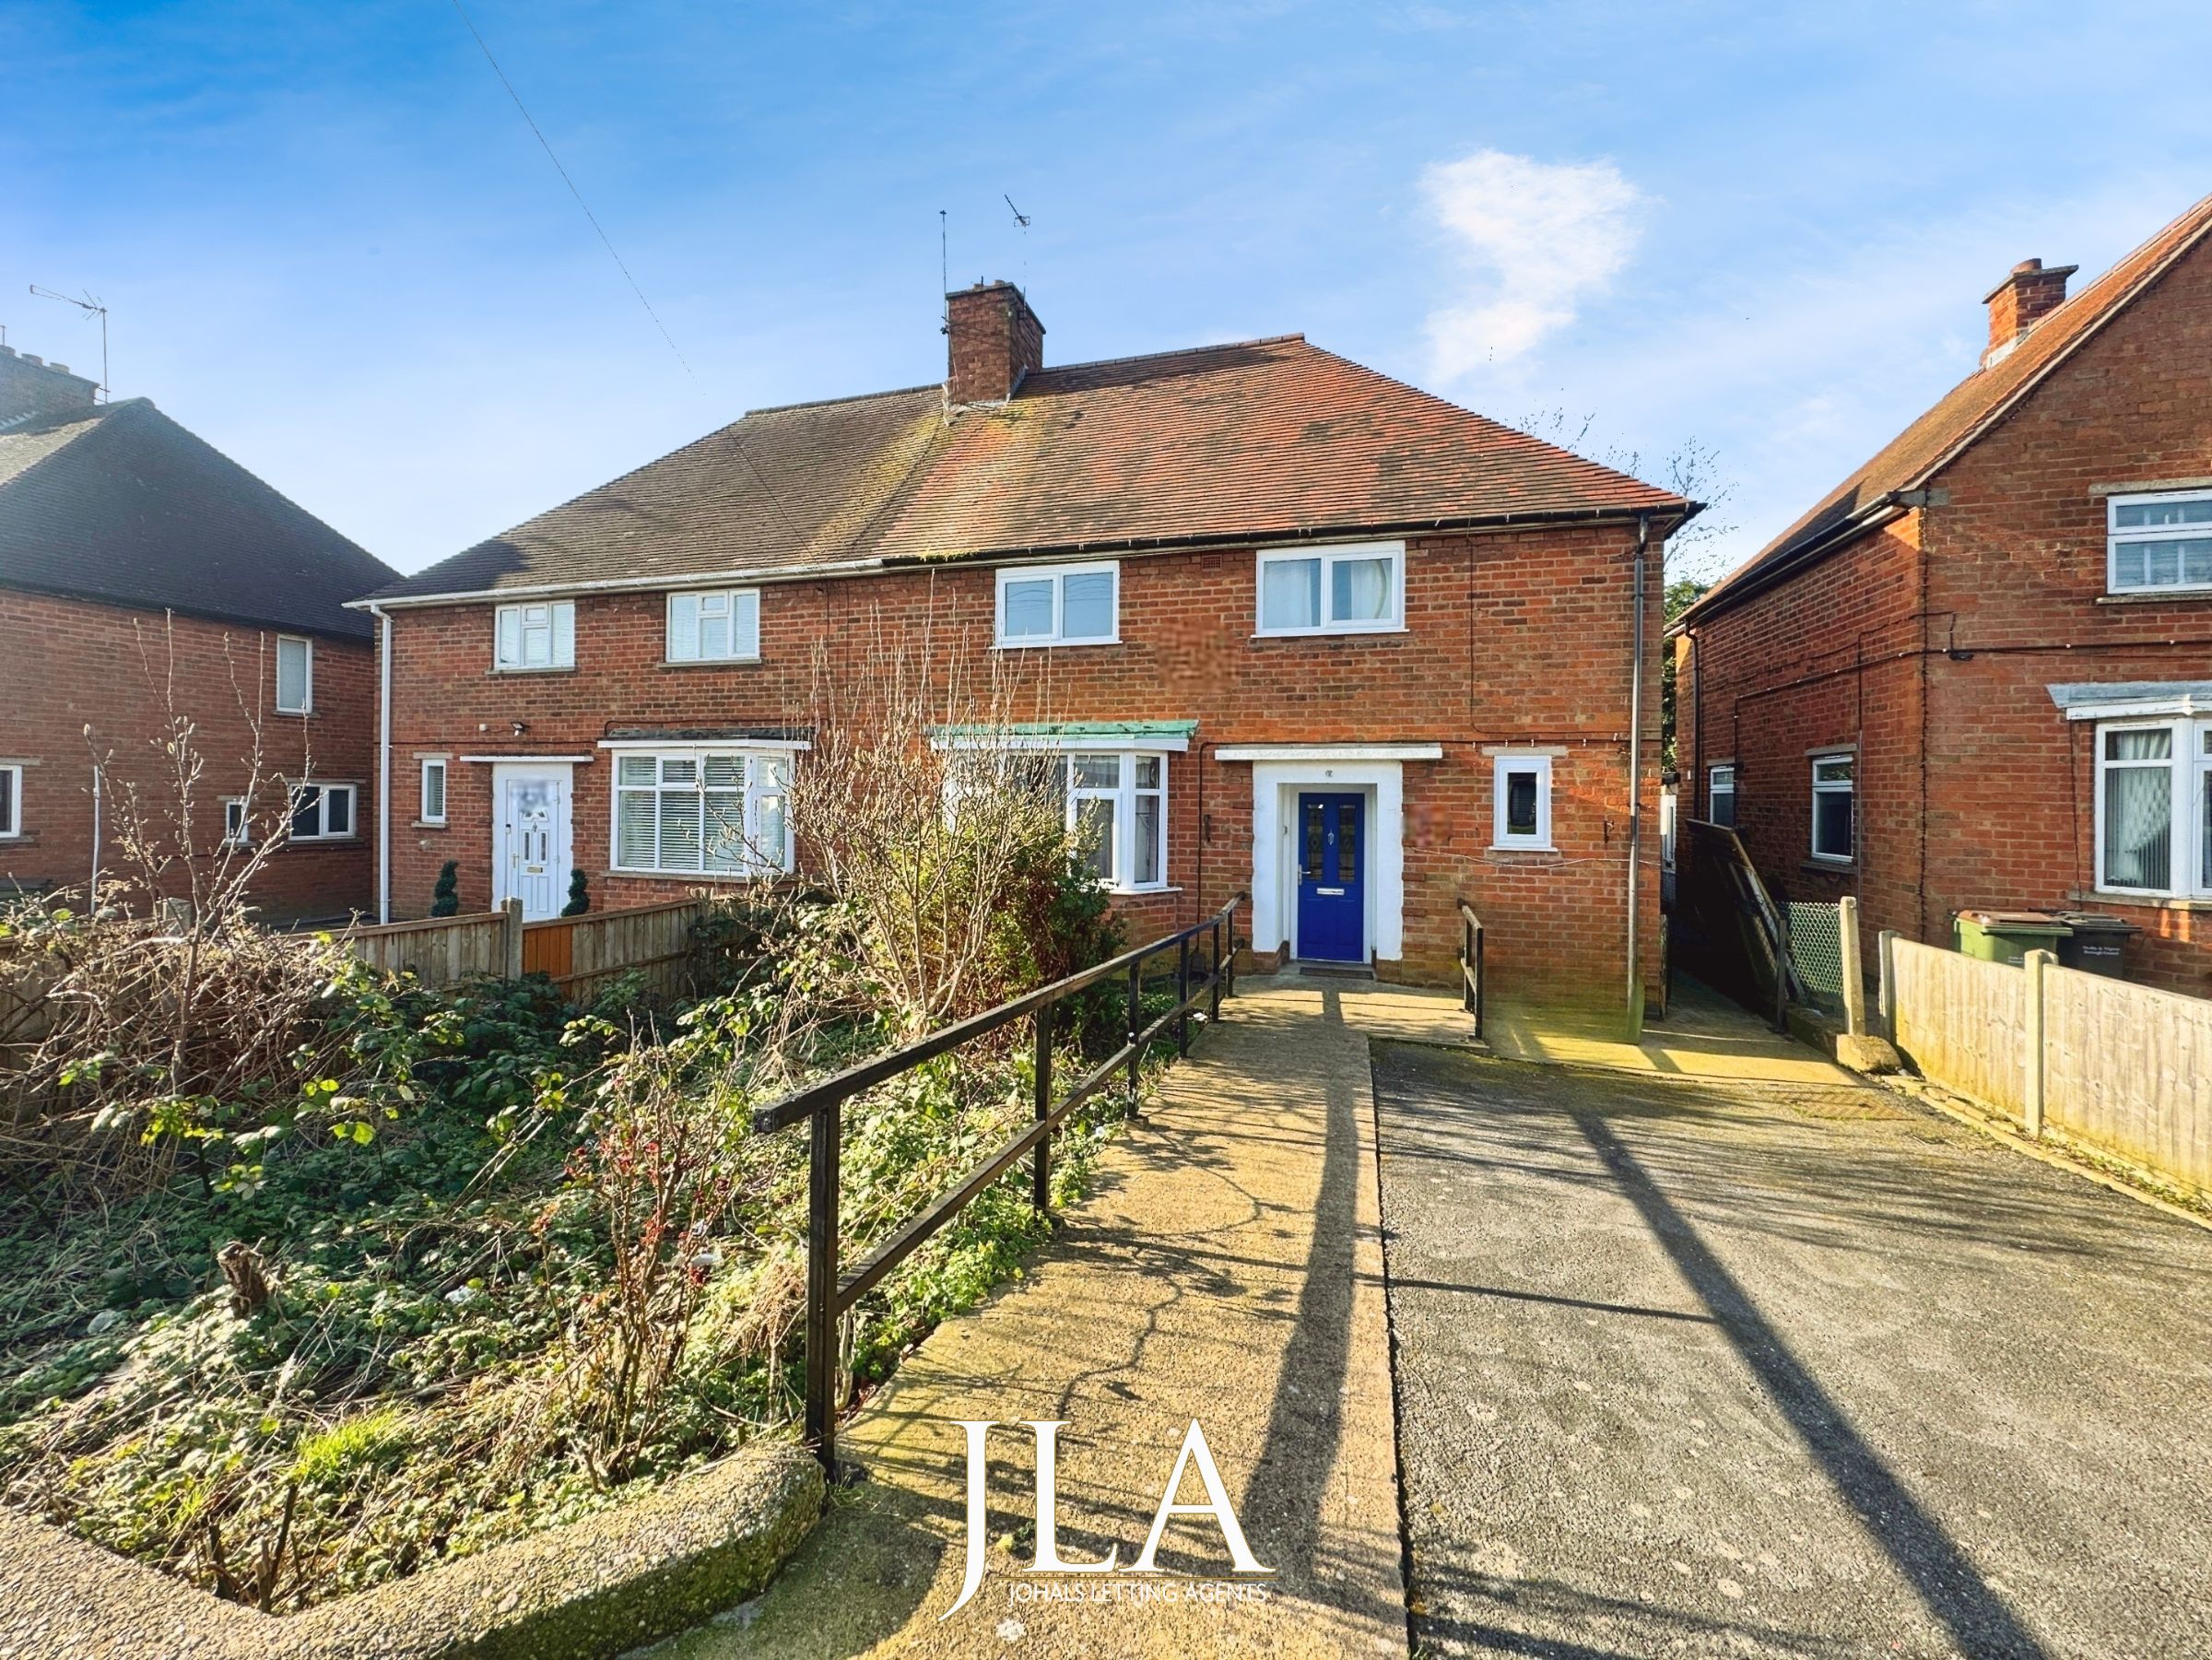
[1255,541,1406,638]
[2108,489,2212,596]
[666,588,761,663]
[495,600,575,671]
[994,561,1120,648]
[610,747,794,878]
[1051,750,1169,893]
[2093,716,2212,899]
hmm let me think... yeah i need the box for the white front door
[493,765,572,922]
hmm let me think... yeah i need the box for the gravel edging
[0,1441,823,1660]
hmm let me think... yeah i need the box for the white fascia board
[1214,743,1443,762]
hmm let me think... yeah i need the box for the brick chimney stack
[1982,258,2077,369]
[945,281,1044,405]
[0,345,100,423]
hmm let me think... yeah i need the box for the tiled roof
[1685,192,2212,624]
[371,336,1684,602]
[0,398,394,640]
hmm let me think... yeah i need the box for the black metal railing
[751,894,1244,1472]
[1458,901,1485,1040]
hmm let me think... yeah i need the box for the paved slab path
[662,976,1464,1660]
[1375,1041,2212,1658]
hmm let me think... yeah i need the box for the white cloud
[1420,149,1646,381]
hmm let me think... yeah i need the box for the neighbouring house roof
[1681,191,2212,628]
[369,336,1688,604]
[0,398,394,640]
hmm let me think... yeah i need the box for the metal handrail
[1457,901,1485,1040]
[754,894,1245,1472]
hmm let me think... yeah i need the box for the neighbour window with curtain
[1256,542,1405,636]
[2108,491,2212,595]
[1708,764,1737,829]
[666,589,761,662]
[495,600,575,670]
[1041,750,1167,890]
[613,750,792,877]
[1809,753,1854,862]
[995,562,1119,646]
[275,636,312,713]
[2095,719,2212,897]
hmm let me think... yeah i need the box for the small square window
[420,759,448,825]
[1491,754,1553,849]
[276,636,312,713]
[288,783,357,842]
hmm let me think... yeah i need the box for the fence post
[1032,1003,1053,1216]
[805,1102,841,1473]
[1126,957,1143,1119]
[1176,936,1192,1057]
[1474,921,1485,1042]
[1877,929,1899,1037]
[1771,906,1792,1033]
[1838,897,1866,1038]
[501,897,525,981]
[1209,917,1223,1023]
[2023,948,2051,1139]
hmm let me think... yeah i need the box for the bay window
[612,749,792,877]
[2108,491,2212,595]
[1051,751,1168,891]
[1256,542,1405,636]
[2095,718,2212,897]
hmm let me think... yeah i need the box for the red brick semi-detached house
[360,282,1691,1008]
[1675,192,2212,996]
[0,345,395,923]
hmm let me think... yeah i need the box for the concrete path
[661,976,1468,1660]
[1374,1041,2212,1658]
[1486,976,1857,1086]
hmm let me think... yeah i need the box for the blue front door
[1295,792,1365,962]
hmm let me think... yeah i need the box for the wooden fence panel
[2043,965,2212,1192]
[539,898,706,1002]
[344,911,509,987]
[1890,940,2028,1123]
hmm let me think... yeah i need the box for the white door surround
[1244,752,1419,965]
[491,762,574,923]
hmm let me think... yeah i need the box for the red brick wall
[1681,231,2212,997]
[0,589,376,923]
[384,524,1665,1006]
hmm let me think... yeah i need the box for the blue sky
[6,1,2210,582]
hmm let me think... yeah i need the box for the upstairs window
[1708,763,1737,829]
[1810,752,1855,862]
[289,783,356,842]
[0,764,19,838]
[275,636,312,713]
[495,600,575,671]
[613,750,792,877]
[667,589,760,662]
[1256,542,1405,636]
[2109,491,2212,595]
[996,562,1118,647]
[1491,753,1553,849]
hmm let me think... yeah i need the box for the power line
[445,0,802,540]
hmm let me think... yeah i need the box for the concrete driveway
[1374,1043,2212,1659]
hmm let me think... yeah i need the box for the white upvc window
[2094,717,2212,898]
[612,750,793,877]
[1491,753,1553,850]
[419,759,448,826]
[666,588,761,662]
[288,783,357,842]
[995,562,1119,647]
[2108,490,2212,595]
[223,797,252,847]
[275,635,313,713]
[0,764,21,839]
[1810,751,1855,862]
[495,600,576,670]
[1255,541,1406,637]
[1053,751,1169,891]
[1707,763,1737,830]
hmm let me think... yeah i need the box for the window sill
[1486,846,1562,865]
[1251,626,1409,642]
[660,656,763,669]
[412,820,447,830]
[992,638,1123,651]
[488,665,577,677]
[276,708,315,719]
[1103,884,1182,898]
[2069,888,2212,912]
[2097,591,2212,605]
[288,836,360,848]
[1803,857,1855,874]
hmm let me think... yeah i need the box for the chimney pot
[945,280,1045,405]
[21,355,41,367]
[0,341,101,420]
[1983,256,2077,368]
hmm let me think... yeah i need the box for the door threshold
[1287,960,1376,981]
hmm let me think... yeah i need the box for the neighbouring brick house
[0,346,394,923]
[1674,193,2212,997]
[361,282,1689,1006]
